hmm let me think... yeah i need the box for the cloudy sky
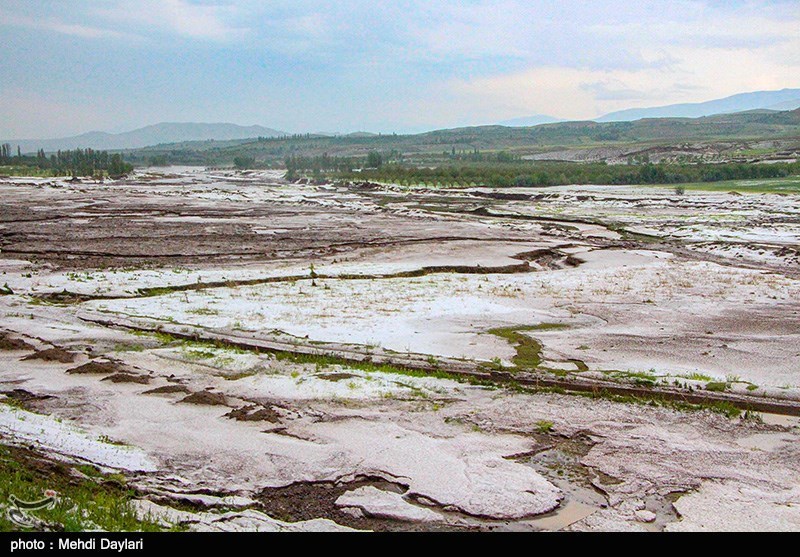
[1,0,798,137]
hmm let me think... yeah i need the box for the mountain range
[3,88,800,153]
[595,88,800,122]
[2,122,284,154]
[499,88,800,128]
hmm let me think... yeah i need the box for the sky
[1,0,799,138]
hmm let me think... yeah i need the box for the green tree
[233,156,256,169]
[366,151,383,169]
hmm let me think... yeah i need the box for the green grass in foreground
[0,443,169,532]
[652,175,800,194]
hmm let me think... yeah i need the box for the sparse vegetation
[535,420,555,434]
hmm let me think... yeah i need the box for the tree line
[0,145,133,178]
[330,160,799,187]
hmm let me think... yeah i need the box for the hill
[125,108,800,167]
[498,114,563,127]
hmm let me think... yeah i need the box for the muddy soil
[21,348,76,363]
[143,385,191,395]
[256,477,471,532]
[101,373,151,385]
[66,360,124,375]
[179,391,228,406]
[0,333,34,351]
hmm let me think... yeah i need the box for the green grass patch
[0,444,171,532]
[113,343,145,353]
[705,381,730,392]
[183,349,217,360]
[648,176,800,194]
[486,324,567,370]
[612,369,659,386]
[678,372,715,382]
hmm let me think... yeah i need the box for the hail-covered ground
[0,168,798,532]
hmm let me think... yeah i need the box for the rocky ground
[0,168,798,531]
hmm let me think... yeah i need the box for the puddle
[517,434,608,531]
[641,492,682,532]
[523,482,606,531]
[504,498,599,531]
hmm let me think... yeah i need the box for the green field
[658,175,800,194]
[0,166,67,178]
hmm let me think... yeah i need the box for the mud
[74,315,800,417]
[256,477,467,532]
[101,373,151,385]
[179,391,228,406]
[143,385,191,395]
[225,404,282,423]
[0,388,55,412]
[1,169,798,532]
[66,360,124,375]
[21,348,76,364]
[0,333,34,351]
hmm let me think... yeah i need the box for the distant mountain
[596,88,800,122]
[498,114,563,127]
[765,98,800,112]
[3,122,285,153]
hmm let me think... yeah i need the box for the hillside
[125,107,800,167]
[498,114,564,127]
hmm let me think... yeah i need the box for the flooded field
[1,167,798,531]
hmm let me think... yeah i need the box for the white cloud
[1,0,799,135]
[440,35,800,121]
[93,0,249,41]
[0,9,136,40]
